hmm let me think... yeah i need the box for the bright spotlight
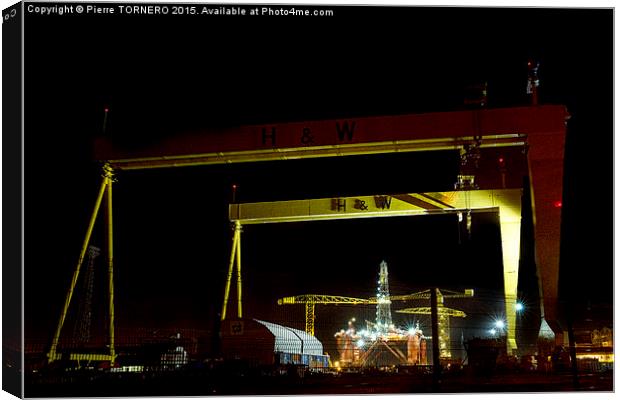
[515,302,524,312]
[494,320,505,329]
[489,329,497,336]
[408,328,416,335]
[356,339,365,348]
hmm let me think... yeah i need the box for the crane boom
[395,307,467,318]
[371,288,474,302]
[277,294,377,336]
[277,294,376,305]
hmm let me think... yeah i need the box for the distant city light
[489,329,497,336]
[495,320,505,329]
[408,327,416,335]
[515,302,524,312]
[356,339,365,348]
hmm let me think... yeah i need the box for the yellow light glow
[576,354,614,363]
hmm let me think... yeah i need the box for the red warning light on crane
[498,157,506,170]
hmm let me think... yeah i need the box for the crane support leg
[235,222,243,319]
[305,302,316,336]
[48,164,114,363]
[527,131,565,334]
[499,200,522,354]
[221,222,242,321]
[106,168,116,363]
[439,312,451,359]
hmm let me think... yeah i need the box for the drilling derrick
[375,260,393,333]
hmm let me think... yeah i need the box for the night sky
[21,4,613,351]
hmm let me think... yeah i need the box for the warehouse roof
[254,319,323,356]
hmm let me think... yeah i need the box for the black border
[2,1,24,398]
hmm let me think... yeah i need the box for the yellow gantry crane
[395,288,474,360]
[277,295,377,336]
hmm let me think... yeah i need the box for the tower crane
[277,295,377,336]
[277,288,474,338]
[395,288,474,360]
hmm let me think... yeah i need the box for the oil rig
[334,261,427,367]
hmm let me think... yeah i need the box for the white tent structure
[254,319,323,356]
